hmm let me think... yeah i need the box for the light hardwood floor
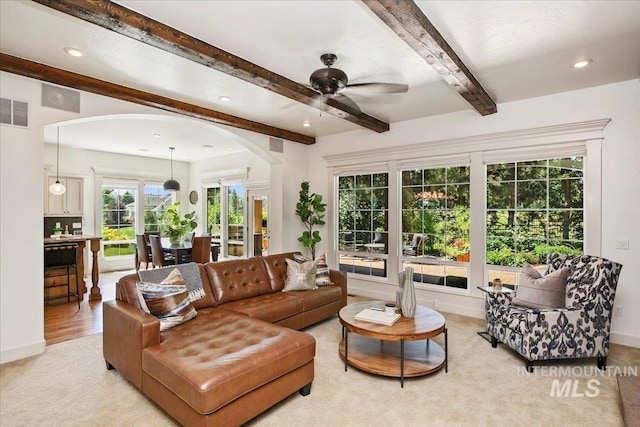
[44,269,134,345]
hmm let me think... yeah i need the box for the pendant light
[163,146,180,191]
[49,127,66,195]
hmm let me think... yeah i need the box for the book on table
[354,308,401,326]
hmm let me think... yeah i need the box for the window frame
[325,120,606,297]
[398,163,471,291]
[335,170,390,279]
[483,155,589,286]
[203,183,246,258]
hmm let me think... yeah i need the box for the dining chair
[144,231,160,245]
[149,235,176,267]
[135,234,152,270]
[189,236,212,263]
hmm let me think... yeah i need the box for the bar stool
[44,243,80,310]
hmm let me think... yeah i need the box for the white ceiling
[1,0,638,161]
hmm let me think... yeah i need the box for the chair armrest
[329,269,348,308]
[486,291,514,306]
[102,300,160,390]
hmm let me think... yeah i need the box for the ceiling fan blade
[333,94,361,113]
[343,82,409,94]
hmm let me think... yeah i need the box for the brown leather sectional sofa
[103,252,347,427]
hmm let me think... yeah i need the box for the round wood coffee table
[338,301,447,387]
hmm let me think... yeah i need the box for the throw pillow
[512,263,569,309]
[293,253,333,286]
[283,258,318,292]
[136,268,197,331]
[138,262,205,303]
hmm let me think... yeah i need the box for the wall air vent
[42,83,80,113]
[0,97,29,128]
[269,137,283,153]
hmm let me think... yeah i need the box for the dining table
[161,238,192,264]
[136,238,221,266]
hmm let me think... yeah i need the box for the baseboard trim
[0,339,46,364]
[610,331,640,348]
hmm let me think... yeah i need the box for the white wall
[1,79,47,363]
[309,79,640,347]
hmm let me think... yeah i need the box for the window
[143,184,172,232]
[101,185,136,258]
[205,184,245,258]
[228,184,245,257]
[206,187,222,242]
[400,166,470,289]
[486,157,584,286]
[337,172,388,277]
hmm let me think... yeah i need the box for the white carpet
[2,311,637,426]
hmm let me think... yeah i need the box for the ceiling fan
[307,53,408,112]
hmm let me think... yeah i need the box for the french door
[248,190,269,257]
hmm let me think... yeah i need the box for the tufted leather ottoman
[141,309,315,417]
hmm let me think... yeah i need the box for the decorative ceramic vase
[492,278,502,290]
[400,266,416,318]
[396,270,405,308]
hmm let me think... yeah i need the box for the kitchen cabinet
[46,177,83,216]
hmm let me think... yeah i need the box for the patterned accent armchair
[485,254,623,372]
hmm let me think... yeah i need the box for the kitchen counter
[44,236,103,303]
[44,235,100,244]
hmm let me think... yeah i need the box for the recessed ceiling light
[202,144,213,148]
[63,47,83,57]
[218,96,231,102]
[228,147,234,150]
[303,122,311,127]
[152,133,161,138]
[573,59,593,69]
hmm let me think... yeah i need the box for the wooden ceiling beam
[32,0,390,133]
[0,53,316,145]
[362,0,497,116]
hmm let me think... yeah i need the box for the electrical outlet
[433,300,439,308]
[615,240,630,250]
[614,306,623,317]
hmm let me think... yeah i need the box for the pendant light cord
[56,127,60,181]
[170,146,174,179]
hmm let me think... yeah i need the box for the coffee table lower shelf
[338,335,446,378]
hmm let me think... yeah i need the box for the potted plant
[451,238,470,262]
[295,181,326,259]
[165,202,197,245]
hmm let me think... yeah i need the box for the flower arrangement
[165,202,197,244]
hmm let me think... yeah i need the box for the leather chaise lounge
[103,252,347,426]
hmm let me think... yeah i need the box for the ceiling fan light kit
[163,146,180,191]
[310,53,348,96]
[308,53,409,111]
